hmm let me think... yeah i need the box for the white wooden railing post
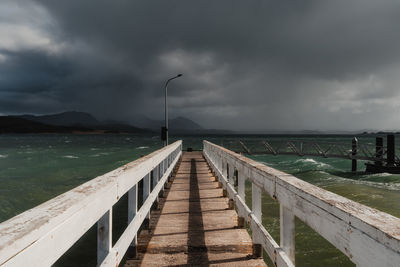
[222,159,227,180]
[127,185,138,258]
[153,166,159,203]
[238,171,245,200]
[252,183,262,257]
[280,205,295,264]
[97,209,112,265]
[143,173,150,225]
[237,171,246,228]
[228,162,235,185]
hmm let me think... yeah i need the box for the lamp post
[163,74,182,146]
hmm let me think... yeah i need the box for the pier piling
[375,137,384,166]
[387,134,395,166]
[352,137,358,172]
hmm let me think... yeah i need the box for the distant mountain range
[18,111,100,127]
[0,111,151,134]
[131,115,234,134]
[1,111,395,135]
[0,111,231,135]
[0,116,89,134]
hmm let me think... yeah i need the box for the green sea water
[0,134,399,266]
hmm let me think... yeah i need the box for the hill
[0,117,90,133]
[7,111,153,134]
[18,111,99,127]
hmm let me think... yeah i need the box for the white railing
[0,141,182,267]
[203,140,400,267]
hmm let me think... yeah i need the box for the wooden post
[375,137,384,166]
[352,137,358,172]
[222,159,227,179]
[97,209,112,265]
[387,134,395,166]
[153,166,159,204]
[228,163,235,186]
[238,171,246,228]
[238,171,245,201]
[252,183,262,257]
[143,173,150,227]
[127,185,138,259]
[280,205,295,264]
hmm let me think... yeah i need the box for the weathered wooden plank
[127,152,266,267]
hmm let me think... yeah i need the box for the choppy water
[1,134,399,266]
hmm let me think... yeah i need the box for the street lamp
[162,74,182,146]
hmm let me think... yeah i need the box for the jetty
[233,134,400,173]
[1,140,400,266]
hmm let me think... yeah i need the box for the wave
[294,158,331,168]
[62,155,79,159]
[330,175,400,191]
[136,146,149,150]
[0,154,8,158]
[90,152,110,157]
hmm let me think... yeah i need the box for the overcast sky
[1,0,400,131]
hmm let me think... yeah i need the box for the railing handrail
[203,140,400,267]
[0,141,182,267]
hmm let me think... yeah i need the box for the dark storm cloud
[1,0,400,130]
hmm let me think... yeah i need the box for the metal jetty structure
[226,134,400,173]
[0,140,399,266]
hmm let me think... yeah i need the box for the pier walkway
[125,152,266,266]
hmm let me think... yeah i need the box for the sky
[1,0,400,131]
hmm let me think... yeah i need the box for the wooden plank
[126,152,266,267]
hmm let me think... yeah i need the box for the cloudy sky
[1,0,400,131]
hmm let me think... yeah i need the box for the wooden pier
[1,140,399,267]
[125,152,266,266]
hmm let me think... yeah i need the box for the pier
[1,140,400,266]
[232,135,400,173]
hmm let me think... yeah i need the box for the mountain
[18,111,99,127]
[132,115,203,131]
[97,123,152,134]
[6,111,153,134]
[170,116,203,130]
[0,117,91,133]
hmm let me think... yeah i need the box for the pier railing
[0,141,182,267]
[203,140,400,267]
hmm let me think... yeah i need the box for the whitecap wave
[325,175,400,191]
[295,158,330,168]
[62,155,79,159]
[363,172,392,178]
[136,146,149,150]
[0,154,8,158]
[90,152,110,157]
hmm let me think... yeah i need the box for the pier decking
[125,152,266,266]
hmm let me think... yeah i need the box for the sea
[0,134,399,267]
